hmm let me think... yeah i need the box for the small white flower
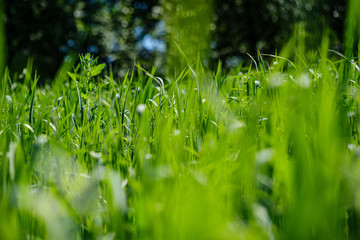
[136,104,146,114]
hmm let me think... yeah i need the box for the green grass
[1,1,360,238]
[0,45,359,239]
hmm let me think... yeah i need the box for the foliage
[162,0,212,74]
[5,0,163,81]
[5,0,348,79]
[211,0,347,68]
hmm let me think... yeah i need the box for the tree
[5,0,164,81]
[211,0,347,69]
[6,0,76,81]
[5,0,348,80]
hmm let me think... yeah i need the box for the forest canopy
[5,0,347,80]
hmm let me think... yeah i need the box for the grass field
[0,44,359,240]
[1,1,360,239]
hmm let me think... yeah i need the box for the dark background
[5,0,347,81]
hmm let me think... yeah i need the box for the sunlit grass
[0,42,359,239]
[1,1,360,239]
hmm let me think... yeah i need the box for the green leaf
[67,71,77,81]
[90,63,105,77]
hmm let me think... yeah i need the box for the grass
[0,45,359,239]
[1,1,360,239]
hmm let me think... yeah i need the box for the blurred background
[5,0,347,81]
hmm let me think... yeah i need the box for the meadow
[1,2,360,239]
[0,41,359,240]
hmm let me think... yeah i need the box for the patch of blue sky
[134,26,143,40]
[134,1,148,11]
[88,45,99,53]
[138,34,166,52]
[67,39,75,47]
